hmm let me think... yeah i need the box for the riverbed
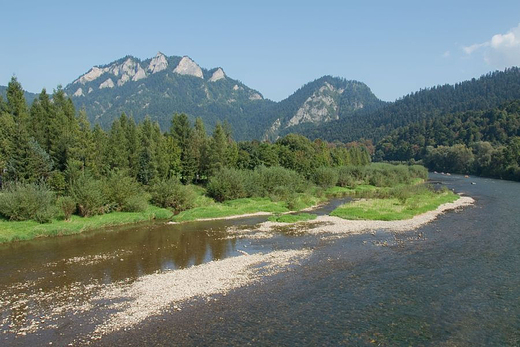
[1,174,519,346]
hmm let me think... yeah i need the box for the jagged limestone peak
[173,56,203,78]
[99,78,115,89]
[209,68,226,82]
[74,66,106,84]
[148,52,168,73]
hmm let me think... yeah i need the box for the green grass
[0,205,173,243]
[286,193,324,211]
[268,213,318,223]
[172,197,290,222]
[331,189,458,221]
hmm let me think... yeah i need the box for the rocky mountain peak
[148,52,168,74]
[74,66,105,85]
[173,56,203,78]
[209,68,226,82]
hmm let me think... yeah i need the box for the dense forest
[0,77,372,223]
[303,67,520,143]
[375,101,520,180]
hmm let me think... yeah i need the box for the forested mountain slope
[303,67,520,143]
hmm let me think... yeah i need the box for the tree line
[375,101,520,180]
[0,77,371,223]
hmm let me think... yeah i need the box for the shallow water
[2,176,519,346]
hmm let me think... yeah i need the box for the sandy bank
[258,196,475,235]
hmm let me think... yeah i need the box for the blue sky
[2,0,520,102]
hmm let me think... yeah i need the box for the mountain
[302,67,520,143]
[61,53,382,140]
[63,52,275,140]
[261,76,386,141]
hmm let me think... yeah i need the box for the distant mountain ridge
[59,53,383,140]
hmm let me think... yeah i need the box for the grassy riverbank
[172,194,322,222]
[331,187,458,221]
[268,213,318,223]
[0,205,172,243]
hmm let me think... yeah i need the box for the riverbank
[0,205,173,243]
[258,195,475,236]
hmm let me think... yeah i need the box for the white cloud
[462,24,520,68]
[442,50,451,58]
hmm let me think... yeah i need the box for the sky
[2,0,520,102]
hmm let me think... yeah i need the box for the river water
[1,174,519,346]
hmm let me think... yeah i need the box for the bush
[71,174,108,217]
[122,194,150,212]
[337,166,359,187]
[312,167,339,188]
[150,178,196,211]
[57,196,76,221]
[250,166,308,199]
[105,170,145,212]
[0,182,56,223]
[206,168,250,202]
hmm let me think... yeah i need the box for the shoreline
[258,195,475,235]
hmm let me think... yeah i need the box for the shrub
[150,178,196,211]
[0,182,56,223]
[312,167,339,188]
[105,170,145,212]
[206,168,250,202]
[57,196,76,221]
[122,194,150,212]
[337,166,359,187]
[250,166,308,198]
[71,174,108,217]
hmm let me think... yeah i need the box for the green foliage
[376,100,520,180]
[57,196,76,221]
[312,167,339,188]
[268,213,317,223]
[206,167,250,202]
[171,197,288,223]
[0,182,56,223]
[150,178,196,212]
[305,67,520,143]
[331,185,458,221]
[250,166,308,198]
[0,205,172,243]
[70,174,108,217]
[337,166,362,187]
[122,195,149,213]
[105,170,146,212]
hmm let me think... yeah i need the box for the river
[1,174,519,346]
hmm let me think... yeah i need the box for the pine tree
[5,77,31,181]
[107,117,129,169]
[208,122,228,174]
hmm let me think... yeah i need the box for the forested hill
[375,101,520,180]
[261,76,386,141]
[302,67,520,143]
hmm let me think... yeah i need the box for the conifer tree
[208,122,228,174]
[5,77,31,181]
[107,118,129,169]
